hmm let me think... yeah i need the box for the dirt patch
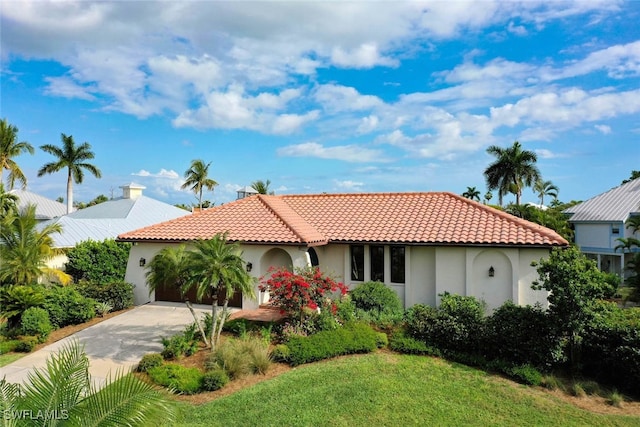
[550,390,640,417]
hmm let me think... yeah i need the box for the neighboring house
[39,183,190,268]
[564,177,640,277]
[118,192,567,311]
[10,188,68,221]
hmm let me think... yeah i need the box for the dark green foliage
[482,302,563,369]
[285,322,378,366]
[581,303,640,395]
[161,332,199,360]
[222,318,274,336]
[201,369,229,391]
[389,331,441,356]
[76,281,134,311]
[507,364,543,386]
[147,364,203,395]
[405,294,485,354]
[43,285,96,328]
[20,306,53,342]
[137,353,164,373]
[15,336,38,352]
[350,281,403,314]
[65,239,131,283]
[0,285,45,328]
[270,344,291,363]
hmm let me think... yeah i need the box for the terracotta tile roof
[118,192,568,247]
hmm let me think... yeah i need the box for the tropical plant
[461,186,481,201]
[483,191,492,204]
[186,234,255,349]
[251,179,273,195]
[621,170,640,185]
[626,215,640,235]
[0,118,34,190]
[484,141,541,206]
[0,340,176,426]
[0,183,18,217]
[38,133,102,214]
[0,205,70,286]
[181,159,218,209]
[533,179,559,206]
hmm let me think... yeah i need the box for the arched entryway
[470,249,512,311]
[259,248,294,305]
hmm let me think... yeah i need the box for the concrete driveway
[0,302,213,388]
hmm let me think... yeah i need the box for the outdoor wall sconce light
[139,257,146,267]
[246,262,253,273]
[488,266,495,277]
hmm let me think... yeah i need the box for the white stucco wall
[575,223,611,249]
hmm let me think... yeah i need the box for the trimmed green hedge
[285,322,378,366]
[148,364,203,395]
[43,286,96,328]
[77,281,134,311]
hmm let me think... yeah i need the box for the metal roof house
[39,183,190,249]
[10,189,68,221]
[564,177,640,276]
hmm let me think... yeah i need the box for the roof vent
[236,185,259,200]
[120,183,146,199]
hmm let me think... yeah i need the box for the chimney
[120,183,146,199]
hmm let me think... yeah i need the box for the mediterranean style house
[564,177,640,278]
[118,192,568,311]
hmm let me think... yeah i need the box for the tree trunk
[66,169,73,214]
[185,300,210,347]
[216,299,229,345]
[210,297,219,351]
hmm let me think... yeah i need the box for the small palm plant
[0,340,175,426]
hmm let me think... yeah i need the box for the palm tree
[0,205,71,285]
[251,179,273,195]
[626,216,640,235]
[533,179,559,206]
[0,340,175,426]
[185,233,255,350]
[484,141,541,206]
[181,159,218,210]
[614,237,640,254]
[484,191,493,205]
[0,183,18,217]
[38,133,102,214]
[461,186,481,201]
[0,118,34,190]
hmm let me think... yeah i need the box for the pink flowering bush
[259,267,348,327]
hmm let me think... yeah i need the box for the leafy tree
[65,239,131,283]
[621,170,640,185]
[251,179,274,195]
[461,186,480,201]
[38,133,102,214]
[483,191,492,204]
[0,205,70,286]
[0,340,175,426]
[533,179,559,206]
[186,234,255,349]
[532,246,616,370]
[181,159,217,210]
[0,183,18,217]
[75,194,109,209]
[0,118,34,190]
[484,141,541,206]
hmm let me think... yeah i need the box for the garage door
[155,284,242,308]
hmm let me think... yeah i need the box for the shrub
[147,364,203,395]
[483,301,563,369]
[608,391,624,408]
[208,337,271,378]
[0,285,45,328]
[77,281,134,311]
[270,344,291,363]
[20,307,53,342]
[354,309,404,331]
[285,322,378,366]
[375,332,388,348]
[43,286,96,328]
[15,336,38,353]
[65,239,131,283]
[350,281,403,314]
[137,353,164,373]
[201,369,229,391]
[95,301,113,317]
[161,333,198,360]
[0,339,20,354]
[389,332,440,356]
[507,364,543,386]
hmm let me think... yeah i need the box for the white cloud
[331,43,398,69]
[594,124,612,134]
[132,169,179,179]
[277,142,387,163]
[535,149,566,159]
[44,76,95,100]
[333,180,364,191]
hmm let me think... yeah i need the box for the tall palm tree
[251,179,273,195]
[484,141,541,206]
[0,205,70,285]
[533,179,559,206]
[484,191,493,205]
[0,118,34,190]
[186,233,254,350]
[461,186,481,201]
[0,340,175,426]
[38,133,102,214]
[181,159,218,209]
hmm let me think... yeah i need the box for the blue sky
[1,1,639,206]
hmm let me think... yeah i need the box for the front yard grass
[171,352,640,427]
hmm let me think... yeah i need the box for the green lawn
[171,353,639,427]
[0,353,24,367]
